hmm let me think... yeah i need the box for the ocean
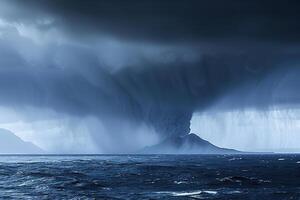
[0,154,299,199]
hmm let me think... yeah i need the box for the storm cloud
[2,0,300,44]
[0,0,299,152]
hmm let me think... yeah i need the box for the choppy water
[0,154,300,199]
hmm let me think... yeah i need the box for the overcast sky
[0,0,300,153]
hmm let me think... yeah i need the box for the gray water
[0,154,299,199]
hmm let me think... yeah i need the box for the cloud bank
[0,0,299,152]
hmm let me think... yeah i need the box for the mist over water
[191,107,300,152]
[0,106,159,153]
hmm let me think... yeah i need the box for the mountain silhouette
[0,128,44,154]
[140,133,239,154]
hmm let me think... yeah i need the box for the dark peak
[140,133,239,154]
[183,133,211,147]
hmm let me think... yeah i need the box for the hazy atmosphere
[0,0,300,153]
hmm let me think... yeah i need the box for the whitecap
[278,158,285,161]
[157,190,217,196]
[203,191,218,195]
[35,185,49,191]
[174,180,187,184]
[229,157,242,161]
[18,179,35,186]
[227,190,242,194]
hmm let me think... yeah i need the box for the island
[140,133,239,154]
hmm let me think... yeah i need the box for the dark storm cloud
[0,0,299,140]
[2,0,300,45]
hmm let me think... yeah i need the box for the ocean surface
[0,154,299,199]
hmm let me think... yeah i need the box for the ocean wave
[216,176,271,185]
[173,180,188,184]
[156,190,218,197]
[0,155,299,199]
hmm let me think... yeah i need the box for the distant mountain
[140,133,239,154]
[0,128,44,154]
